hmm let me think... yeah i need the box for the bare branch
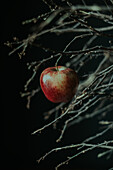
[7,2,113,169]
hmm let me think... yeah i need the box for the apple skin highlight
[40,66,79,103]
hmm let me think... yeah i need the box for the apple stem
[55,65,59,71]
[55,55,62,70]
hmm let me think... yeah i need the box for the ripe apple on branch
[40,66,79,103]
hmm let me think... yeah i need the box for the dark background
[2,1,113,170]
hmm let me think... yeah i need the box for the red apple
[40,66,79,103]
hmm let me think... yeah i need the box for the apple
[40,66,79,103]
